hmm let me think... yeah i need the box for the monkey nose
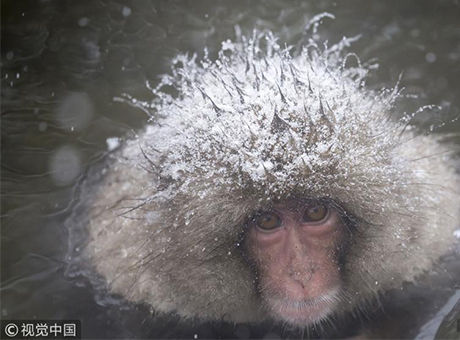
[288,267,313,288]
[283,272,313,299]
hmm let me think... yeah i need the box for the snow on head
[133,30,408,207]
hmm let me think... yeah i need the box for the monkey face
[245,199,347,326]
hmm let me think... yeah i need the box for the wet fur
[82,32,460,329]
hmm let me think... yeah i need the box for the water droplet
[425,52,436,63]
[122,6,132,17]
[56,92,94,131]
[49,145,82,186]
[78,17,90,27]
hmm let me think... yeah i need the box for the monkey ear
[270,111,291,134]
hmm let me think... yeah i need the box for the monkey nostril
[288,268,313,286]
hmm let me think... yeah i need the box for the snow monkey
[83,32,460,337]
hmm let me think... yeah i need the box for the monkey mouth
[267,287,340,325]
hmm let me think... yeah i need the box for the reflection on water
[2,0,460,338]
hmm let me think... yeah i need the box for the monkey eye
[255,212,282,231]
[303,203,328,222]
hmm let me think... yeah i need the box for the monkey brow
[274,196,331,208]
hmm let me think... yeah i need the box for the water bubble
[425,52,436,63]
[122,6,132,17]
[83,40,101,61]
[78,17,90,27]
[56,92,94,131]
[49,145,82,186]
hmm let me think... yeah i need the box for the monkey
[79,31,460,337]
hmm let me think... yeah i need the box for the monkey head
[85,32,460,329]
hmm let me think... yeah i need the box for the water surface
[2,0,460,338]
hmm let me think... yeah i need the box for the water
[2,0,460,338]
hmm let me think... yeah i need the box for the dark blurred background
[2,0,460,338]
